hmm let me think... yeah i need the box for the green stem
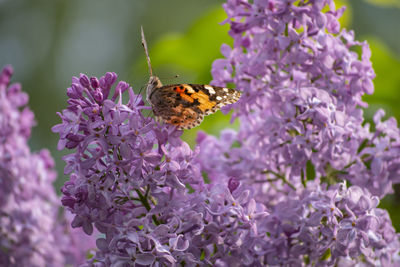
[135,188,160,226]
[261,170,297,191]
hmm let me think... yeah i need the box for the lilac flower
[54,72,272,266]
[206,0,400,264]
[252,183,400,266]
[53,0,400,266]
[0,66,93,266]
[210,0,400,198]
[55,71,399,266]
[196,130,400,265]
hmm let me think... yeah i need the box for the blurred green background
[0,0,399,229]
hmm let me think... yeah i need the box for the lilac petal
[96,238,108,251]
[135,253,155,265]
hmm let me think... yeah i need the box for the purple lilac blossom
[0,66,93,266]
[205,0,400,264]
[53,0,400,266]
[54,72,270,266]
[210,0,400,199]
[55,72,399,265]
[198,131,400,265]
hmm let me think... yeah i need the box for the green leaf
[306,160,316,181]
[379,193,400,232]
[202,171,210,184]
[200,249,206,261]
[185,183,195,194]
[363,37,400,122]
[357,138,369,154]
[230,140,241,149]
[319,248,331,261]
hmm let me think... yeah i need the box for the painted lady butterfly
[141,27,241,130]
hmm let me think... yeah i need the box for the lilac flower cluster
[53,0,400,266]
[53,72,270,265]
[211,0,400,199]
[197,132,400,265]
[55,76,399,266]
[0,66,93,266]
[205,0,400,264]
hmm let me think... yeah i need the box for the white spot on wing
[223,88,229,92]
[216,96,223,101]
[204,85,216,95]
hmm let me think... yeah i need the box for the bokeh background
[1,0,399,229]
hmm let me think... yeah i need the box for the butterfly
[141,26,241,130]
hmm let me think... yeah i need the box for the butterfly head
[146,75,163,103]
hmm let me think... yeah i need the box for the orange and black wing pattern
[148,84,241,129]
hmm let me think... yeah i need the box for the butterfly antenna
[133,26,151,106]
[141,26,153,77]
[140,26,156,120]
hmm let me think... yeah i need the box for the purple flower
[54,72,272,266]
[258,183,400,266]
[52,0,400,265]
[228,177,240,193]
[206,0,400,264]
[209,0,400,198]
[0,66,93,266]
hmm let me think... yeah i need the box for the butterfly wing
[188,84,241,115]
[149,84,241,130]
